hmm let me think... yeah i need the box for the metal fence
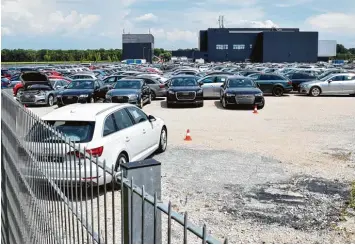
[1,91,228,244]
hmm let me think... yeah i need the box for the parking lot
[24,91,355,243]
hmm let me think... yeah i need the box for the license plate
[182,92,190,95]
[67,96,73,99]
[25,94,30,98]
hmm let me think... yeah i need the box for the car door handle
[142,129,146,134]
[125,137,130,142]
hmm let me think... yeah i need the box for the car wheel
[156,127,168,153]
[272,86,284,97]
[257,98,265,110]
[57,104,63,108]
[148,94,152,104]
[151,91,156,100]
[47,95,54,107]
[138,98,144,108]
[350,93,355,97]
[110,153,129,190]
[198,101,204,107]
[222,96,228,109]
[90,97,95,103]
[309,86,321,97]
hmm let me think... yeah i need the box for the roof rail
[96,104,121,116]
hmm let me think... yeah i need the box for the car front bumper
[225,95,264,105]
[19,95,48,105]
[298,87,310,94]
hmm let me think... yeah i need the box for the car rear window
[26,121,95,143]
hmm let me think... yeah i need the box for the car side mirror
[64,85,68,88]
[220,84,223,87]
[199,81,204,86]
[148,115,156,122]
[256,83,260,88]
[95,86,100,90]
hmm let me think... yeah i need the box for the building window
[250,44,253,49]
[233,44,245,50]
[216,44,228,50]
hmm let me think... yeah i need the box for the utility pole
[218,15,225,28]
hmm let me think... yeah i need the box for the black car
[105,79,151,108]
[220,76,265,109]
[166,75,204,107]
[102,75,129,87]
[57,79,110,107]
[285,72,317,91]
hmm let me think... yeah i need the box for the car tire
[110,153,129,190]
[309,86,321,97]
[272,86,284,97]
[57,104,63,108]
[257,98,265,110]
[222,96,228,109]
[220,94,223,103]
[350,93,355,97]
[151,91,156,100]
[47,95,54,107]
[198,101,204,107]
[138,98,144,108]
[156,127,168,153]
[147,94,152,104]
[90,97,95,103]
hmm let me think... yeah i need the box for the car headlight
[255,93,263,96]
[57,94,62,97]
[128,94,138,100]
[168,91,175,94]
[79,94,89,98]
[197,89,203,94]
[226,93,234,97]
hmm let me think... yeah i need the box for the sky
[1,0,355,50]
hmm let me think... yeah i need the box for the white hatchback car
[26,103,167,186]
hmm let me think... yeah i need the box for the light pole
[143,47,146,60]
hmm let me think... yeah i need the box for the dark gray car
[130,76,167,99]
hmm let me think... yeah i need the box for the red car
[13,75,72,96]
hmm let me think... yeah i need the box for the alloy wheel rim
[312,88,320,96]
[222,97,226,107]
[275,88,282,96]
[91,98,94,103]
[49,96,53,106]
[119,157,127,165]
[161,130,167,150]
[140,99,143,108]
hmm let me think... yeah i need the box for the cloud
[1,0,100,36]
[306,12,355,34]
[135,13,158,22]
[274,0,313,7]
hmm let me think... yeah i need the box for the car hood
[107,89,141,96]
[169,86,201,92]
[225,87,262,94]
[59,89,93,95]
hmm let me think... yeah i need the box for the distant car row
[16,71,355,110]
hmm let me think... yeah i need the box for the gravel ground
[9,90,355,243]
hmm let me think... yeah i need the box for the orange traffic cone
[184,129,192,141]
[253,105,258,114]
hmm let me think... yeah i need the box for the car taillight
[67,146,104,158]
[159,84,165,88]
[86,146,104,157]
[287,81,292,85]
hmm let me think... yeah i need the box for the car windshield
[26,84,52,91]
[171,78,198,86]
[67,80,94,89]
[228,79,255,87]
[114,80,141,89]
[25,121,95,143]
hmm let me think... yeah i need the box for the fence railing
[1,91,228,244]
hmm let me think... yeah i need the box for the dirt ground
[28,93,355,243]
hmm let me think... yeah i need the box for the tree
[337,44,348,54]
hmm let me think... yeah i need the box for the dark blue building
[173,28,318,63]
[122,34,154,63]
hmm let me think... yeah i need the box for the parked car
[1,77,11,88]
[102,75,128,87]
[198,75,229,98]
[166,75,204,107]
[130,75,167,99]
[285,72,317,91]
[18,72,59,107]
[299,73,355,96]
[49,79,70,90]
[105,79,152,108]
[69,73,98,80]
[248,73,293,96]
[57,79,110,107]
[219,76,265,109]
[23,103,168,186]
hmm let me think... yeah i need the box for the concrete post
[121,159,162,244]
